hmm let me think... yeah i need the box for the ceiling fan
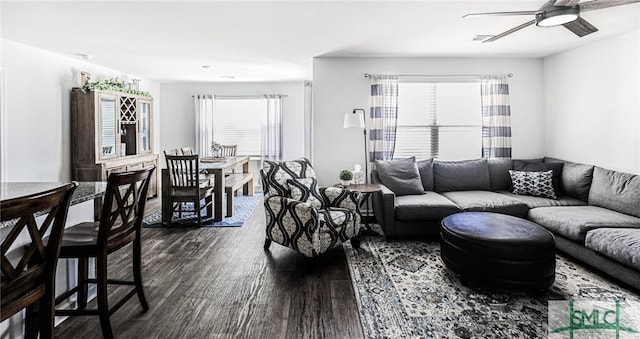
[464,0,640,43]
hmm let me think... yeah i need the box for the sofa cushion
[417,159,435,191]
[375,157,424,196]
[440,191,529,217]
[488,158,513,191]
[497,191,586,208]
[528,206,640,243]
[513,160,564,195]
[510,170,557,199]
[588,167,640,218]
[585,228,640,270]
[544,158,594,202]
[395,192,461,221]
[434,159,491,192]
[318,208,353,232]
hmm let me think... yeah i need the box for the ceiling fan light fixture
[535,7,579,27]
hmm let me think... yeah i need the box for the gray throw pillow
[544,157,594,202]
[488,158,514,191]
[514,160,564,195]
[375,157,424,196]
[416,159,434,191]
[433,159,491,192]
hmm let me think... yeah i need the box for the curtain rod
[191,94,288,99]
[364,73,513,78]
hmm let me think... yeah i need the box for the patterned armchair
[261,158,364,257]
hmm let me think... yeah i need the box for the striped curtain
[481,76,512,158]
[194,94,215,156]
[369,75,399,161]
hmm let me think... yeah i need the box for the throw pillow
[287,177,325,209]
[513,160,564,195]
[433,159,491,192]
[487,158,514,191]
[416,158,435,191]
[374,157,424,196]
[509,170,557,199]
[262,158,316,197]
[544,157,594,202]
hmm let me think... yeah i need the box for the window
[394,81,481,160]
[213,99,263,156]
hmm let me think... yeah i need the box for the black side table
[344,184,381,236]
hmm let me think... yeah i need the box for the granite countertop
[1,181,108,229]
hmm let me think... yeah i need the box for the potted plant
[339,169,353,186]
[210,141,223,157]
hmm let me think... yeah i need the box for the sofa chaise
[371,157,640,290]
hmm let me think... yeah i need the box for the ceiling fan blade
[483,20,536,43]
[563,17,599,37]
[554,0,581,6]
[463,11,538,18]
[580,0,640,11]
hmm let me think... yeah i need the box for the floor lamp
[343,108,368,184]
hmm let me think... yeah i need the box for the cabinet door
[106,165,127,178]
[98,93,119,159]
[138,99,152,154]
[143,160,158,198]
[127,162,144,171]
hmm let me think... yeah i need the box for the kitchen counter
[0,181,107,228]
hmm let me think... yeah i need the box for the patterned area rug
[143,193,262,227]
[344,227,640,338]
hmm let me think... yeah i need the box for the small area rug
[343,226,640,338]
[143,193,262,227]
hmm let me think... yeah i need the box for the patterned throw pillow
[287,178,326,209]
[262,158,316,198]
[509,170,557,199]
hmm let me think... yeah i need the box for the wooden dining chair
[53,167,154,339]
[165,154,214,225]
[181,146,195,155]
[1,182,78,339]
[221,145,237,157]
[163,148,179,168]
[164,148,179,156]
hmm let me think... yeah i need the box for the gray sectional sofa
[371,157,640,290]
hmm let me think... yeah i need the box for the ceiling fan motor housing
[536,1,580,26]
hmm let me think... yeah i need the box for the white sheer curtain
[261,95,283,162]
[194,94,214,156]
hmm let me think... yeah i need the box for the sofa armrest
[371,174,396,236]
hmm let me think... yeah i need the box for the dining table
[161,155,251,223]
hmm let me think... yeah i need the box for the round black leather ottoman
[440,212,556,289]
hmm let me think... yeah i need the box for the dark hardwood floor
[55,198,364,339]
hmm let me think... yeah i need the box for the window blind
[395,82,482,160]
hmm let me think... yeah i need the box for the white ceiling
[1,0,639,83]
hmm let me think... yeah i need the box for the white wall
[0,39,161,337]
[1,39,161,182]
[312,57,545,186]
[159,81,306,181]
[543,29,640,175]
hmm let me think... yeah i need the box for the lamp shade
[343,110,365,129]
